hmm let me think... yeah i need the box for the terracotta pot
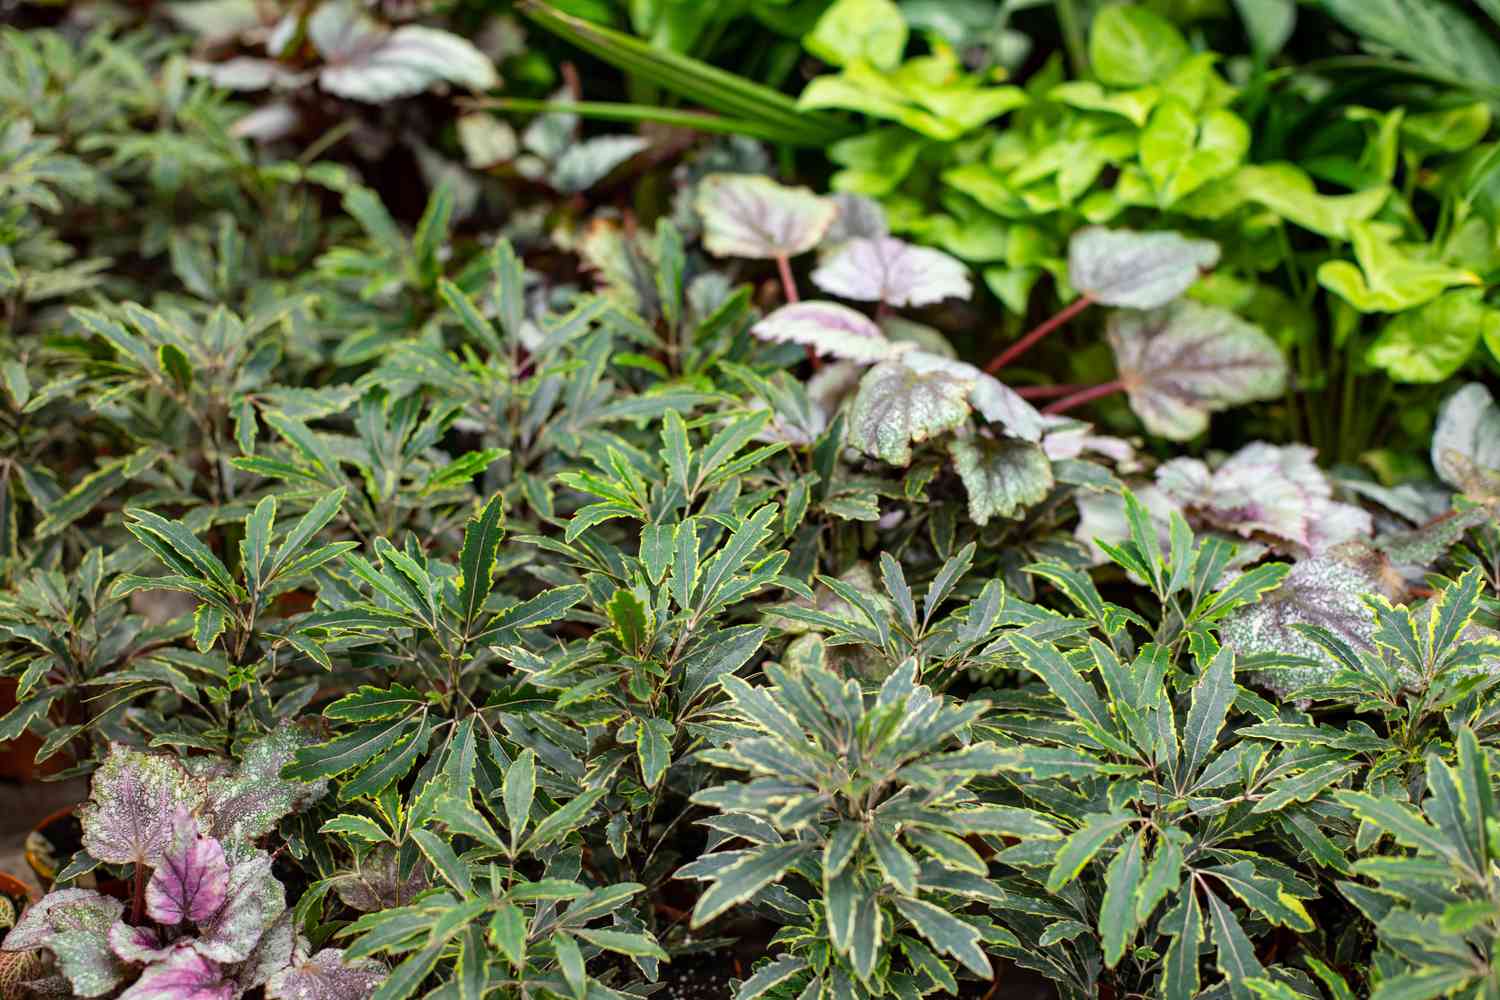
[0,680,62,784]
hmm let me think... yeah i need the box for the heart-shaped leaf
[309,0,497,103]
[949,438,1054,526]
[1317,222,1480,313]
[848,351,1044,465]
[266,949,387,1000]
[79,745,206,868]
[811,237,971,307]
[146,809,231,927]
[195,728,329,848]
[116,946,234,1000]
[1156,444,1370,555]
[1432,383,1500,498]
[5,889,126,998]
[1108,300,1287,440]
[695,174,837,260]
[1069,227,1220,309]
[1139,100,1249,205]
[751,302,894,363]
[1367,289,1498,382]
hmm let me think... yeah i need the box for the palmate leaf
[1069,227,1220,309]
[695,174,838,260]
[1107,300,1287,440]
[750,302,895,363]
[810,237,971,307]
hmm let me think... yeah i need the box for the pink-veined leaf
[108,924,175,965]
[78,745,206,868]
[192,853,286,964]
[116,947,235,1000]
[1108,301,1287,440]
[750,302,895,363]
[146,809,231,927]
[811,236,972,307]
[694,174,837,259]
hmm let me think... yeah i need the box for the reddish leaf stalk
[1043,379,1125,415]
[1016,383,1088,400]
[985,294,1094,374]
[774,253,800,304]
[132,863,146,924]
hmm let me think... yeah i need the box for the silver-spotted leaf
[146,809,230,926]
[1156,443,1370,555]
[192,728,329,848]
[1432,383,1500,498]
[848,353,974,465]
[750,302,894,363]
[695,174,837,260]
[949,438,1054,525]
[811,237,972,307]
[1222,548,1384,694]
[266,949,386,1000]
[193,852,285,964]
[1069,227,1220,308]
[4,889,126,998]
[1108,301,1287,440]
[116,947,233,1000]
[79,745,206,868]
[238,912,298,992]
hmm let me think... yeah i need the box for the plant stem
[1043,379,1125,415]
[1016,383,1088,399]
[132,864,146,924]
[985,294,1093,374]
[774,253,799,304]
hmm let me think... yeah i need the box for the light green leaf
[805,0,907,70]
[1318,223,1480,313]
[1367,289,1497,382]
[1090,5,1189,87]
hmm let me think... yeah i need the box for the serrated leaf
[949,437,1053,526]
[811,236,971,307]
[1108,300,1287,440]
[1069,227,1220,309]
[695,174,837,260]
[750,301,894,363]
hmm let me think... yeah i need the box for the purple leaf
[1069,227,1220,309]
[115,947,234,1000]
[146,809,230,927]
[191,728,330,848]
[192,852,286,964]
[750,302,894,363]
[3,889,126,998]
[1156,443,1370,556]
[694,174,837,260]
[108,923,175,965]
[1108,301,1288,440]
[811,237,972,307]
[266,949,387,1000]
[79,745,205,868]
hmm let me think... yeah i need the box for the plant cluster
[0,2,1497,1000]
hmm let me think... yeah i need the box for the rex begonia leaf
[694,174,837,260]
[331,846,431,913]
[1108,300,1287,440]
[79,745,206,868]
[1155,443,1371,555]
[1068,226,1220,309]
[1431,383,1500,499]
[192,728,330,848]
[1367,289,1498,383]
[826,192,889,244]
[266,949,386,1000]
[308,0,497,103]
[811,237,971,307]
[848,351,1044,465]
[116,947,234,1000]
[237,913,298,993]
[146,809,230,927]
[1317,222,1480,313]
[750,302,895,363]
[949,438,1054,526]
[108,924,175,965]
[1222,548,1384,694]
[4,889,126,998]
[192,852,286,964]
